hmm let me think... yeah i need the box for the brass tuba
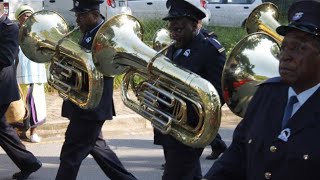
[19,10,104,109]
[222,3,283,117]
[92,14,221,148]
[245,2,283,42]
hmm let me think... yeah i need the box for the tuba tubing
[19,10,104,109]
[92,14,221,148]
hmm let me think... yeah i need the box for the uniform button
[265,172,272,179]
[303,154,309,160]
[270,146,277,152]
[248,139,252,144]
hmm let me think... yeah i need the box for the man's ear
[192,21,198,31]
[189,20,196,29]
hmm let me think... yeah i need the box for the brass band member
[55,1,137,180]
[204,0,320,179]
[0,1,42,179]
[154,0,226,179]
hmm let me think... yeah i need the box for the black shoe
[12,160,42,180]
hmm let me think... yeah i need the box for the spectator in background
[0,1,42,179]
[15,5,47,143]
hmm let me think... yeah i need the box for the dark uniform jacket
[154,32,226,147]
[205,77,320,180]
[0,17,20,105]
[61,20,115,121]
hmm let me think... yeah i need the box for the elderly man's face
[75,10,97,33]
[167,17,197,49]
[279,29,320,93]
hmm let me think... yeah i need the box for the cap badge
[75,1,79,7]
[292,12,303,21]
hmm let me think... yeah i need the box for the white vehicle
[105,0,131,19]
[3,0,44,21]
[207,0,263,27]
[106,0,211,26]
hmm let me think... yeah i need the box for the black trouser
[209,133,226,151]
[162,145,204,180]
[0,104,39,171]
[55,117,137,180]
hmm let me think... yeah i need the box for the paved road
[0,126,236,180]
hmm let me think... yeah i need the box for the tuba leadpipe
[92,14,221,148]
[19,10,104,109]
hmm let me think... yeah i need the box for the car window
[208,0,256,4]
[208,0,223,3]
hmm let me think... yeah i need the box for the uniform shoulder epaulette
[6,22,14,25]
[258,77,282,86]
[206,37,225,54]
[2,18,15,26]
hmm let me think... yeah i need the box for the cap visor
[276,25,289,36]
[163,15,176,21]
[162,15,197,21]
[276,24,317,36]
[70,7,89,12]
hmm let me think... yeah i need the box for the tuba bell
[222,3,283,117]
[221,32,280,117]
[245,2,283,42]
[92,14,221,148]
[19,10,104,109]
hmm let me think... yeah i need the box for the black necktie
[282,96,298,128]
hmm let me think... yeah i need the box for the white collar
[288,83,320,106]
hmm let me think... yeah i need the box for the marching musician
[153,0,226,179]
[0,1,42,179]
[55,0,137,179]
[203,0,320,179]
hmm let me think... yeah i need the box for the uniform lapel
[166,46,175,61]
[258,85,288,146]
[269,86,289,136]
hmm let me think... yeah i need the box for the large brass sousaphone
[222,3,282,117]
[19,10,104,109]
[92,14,221,148]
